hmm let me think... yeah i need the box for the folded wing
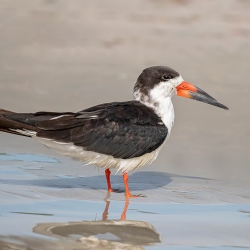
[0,101,168,159]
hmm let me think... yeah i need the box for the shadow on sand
[0,171,173,192]
[0,160,214,193]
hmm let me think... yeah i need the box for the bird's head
[134,66,229,110]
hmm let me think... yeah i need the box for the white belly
[34,137,167,173]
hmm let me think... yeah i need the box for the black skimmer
[0,66,228,197]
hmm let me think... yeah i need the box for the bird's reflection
[32,194,161,249]
[102,193,129,221]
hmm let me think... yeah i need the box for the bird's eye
[161,74,171,81]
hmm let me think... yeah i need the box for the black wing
[3,101,168,159]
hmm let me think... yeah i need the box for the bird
[0,66,228,197]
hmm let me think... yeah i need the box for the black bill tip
[190,92,229,110]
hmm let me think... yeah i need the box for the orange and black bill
[176,81,229,110]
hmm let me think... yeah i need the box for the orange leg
[105,169,114,192]
[123,173,145,198]
[120,199,129,220]
[102,200,110,220]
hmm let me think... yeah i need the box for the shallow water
[1,198,250,249]
[0,0,250,249]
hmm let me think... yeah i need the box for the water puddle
[0,169,26,176]
[0,153,59,163]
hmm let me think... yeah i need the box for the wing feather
[35,101,168,159]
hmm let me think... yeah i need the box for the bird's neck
[134,91,175,133]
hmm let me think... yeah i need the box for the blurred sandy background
[0,0,250,183]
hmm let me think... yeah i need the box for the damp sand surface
[0,0,250,249]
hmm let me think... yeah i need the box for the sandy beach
[0,0,250,249]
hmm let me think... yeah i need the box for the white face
[133,75,184,102]
[150,75,184,99]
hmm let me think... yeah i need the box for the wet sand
[0,0,250,249]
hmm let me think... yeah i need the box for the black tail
[0,109,38,137]
[0,109,75,137]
